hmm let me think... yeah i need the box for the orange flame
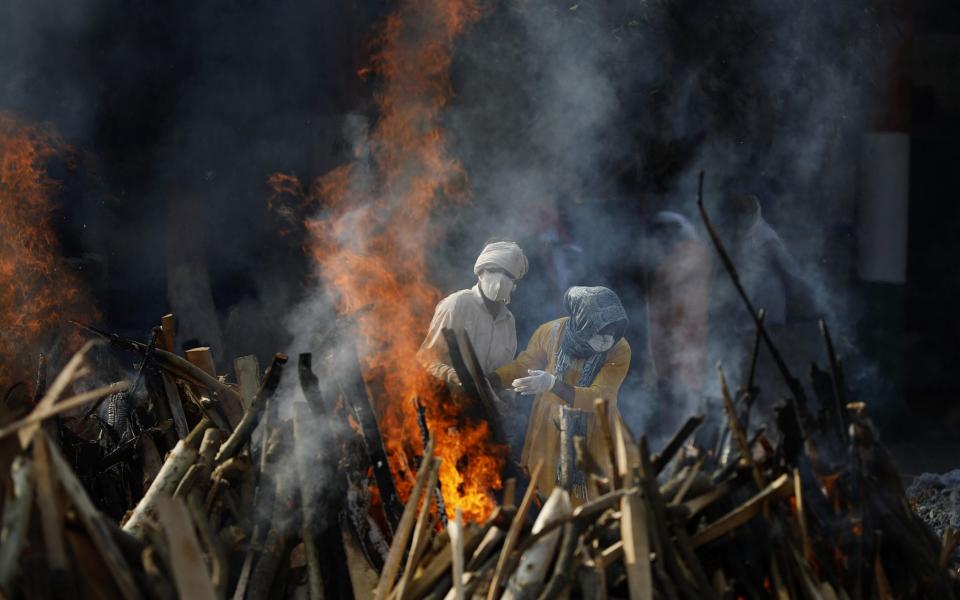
[0,113,98,392]
[292,0,501,522]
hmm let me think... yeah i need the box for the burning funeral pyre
[0,173,959,599]
[0,0,956,598]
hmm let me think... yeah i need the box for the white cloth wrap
[473,241,528,279]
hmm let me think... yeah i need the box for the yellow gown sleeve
[571,340,632,411]
[494,323,550,385]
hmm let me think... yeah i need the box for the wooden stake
[44,430,142,600]
[0,457,34,589]
[691,474,792,548]
[32,432,74,597]
[155,496,217,600]
[19,340,99,448]
[160,313,176,351]
[376,434,437,600]
[124,420,209,540]
[393,457,441,600]
[614,420,652,600]
[233,355,261,411]
[451,508,466,600]
[487,459,543,600]
[185,347,217,377]
[504,487,572,600]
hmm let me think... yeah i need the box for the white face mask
[588,334,615,353]
[479,271,514,304]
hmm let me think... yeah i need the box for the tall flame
[0,112,97,391]
[288,0,503,521]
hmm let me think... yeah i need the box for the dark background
[2,0,959,447]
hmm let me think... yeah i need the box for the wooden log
[614,420,652,600]
[343,525,380,599]
[415,396,448,527]
[333,339,404,530]
[42,429,142,600]
[503,487,572,600]
[819,320,848,445]
[466,521,505,573]
[669,456,705,505]
[793,468,812,564]
[941,527,959,569]
[511,487,638,558]
[400,522,483,600]
[215,352,287,465]
[486,459,543,600]
[682,482,730,518]
[19,339,99,448]
[293,402,324,600]
[160,373,190,439]
[71,321,245,409]
[174,427,222,499]
[717,365,764,492]
[450,508,466,600]
[157,313,176,351]
[298,353,356,600]
[652,415,705,476]
[186,494,228,598]
[247,425,299,600]
[537,521,587,600]
[185,347,217,377]
[639,435,714,599]
[594,398,620,490]
[124,419,210,539]
[376,435,438,600]
[691,473,792,548]
[32,430,75,597]
[444,328,509,446]
[155,496,217,600]
[233,355,261,411]
[394,457,442,600]
[0,457,33,589]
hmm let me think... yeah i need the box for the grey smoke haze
[424,0,899,438]
[0,0,902,441]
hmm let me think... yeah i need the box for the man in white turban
[417,240,529,387]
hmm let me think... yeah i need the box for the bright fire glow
[279,0,503,522]
[0,113,97,392]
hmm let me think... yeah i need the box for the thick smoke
[1,0,902,447]
[430,0,899,441]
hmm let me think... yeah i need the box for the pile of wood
[378,340,960,599]
[0,308,413,599]
[0,181,957,598]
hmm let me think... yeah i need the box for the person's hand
[511,370,556,395]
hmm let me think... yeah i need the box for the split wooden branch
[214,352,287,465]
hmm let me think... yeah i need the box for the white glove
[512,370,556,395]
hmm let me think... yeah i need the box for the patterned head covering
[473,241,528,280]
[555,286,628,387]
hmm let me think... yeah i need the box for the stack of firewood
[377,348,960,599]
[0,309,404,599]
[1,305,959,599]
[0,184,958,598]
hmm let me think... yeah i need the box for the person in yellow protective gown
[488,286,630,501]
